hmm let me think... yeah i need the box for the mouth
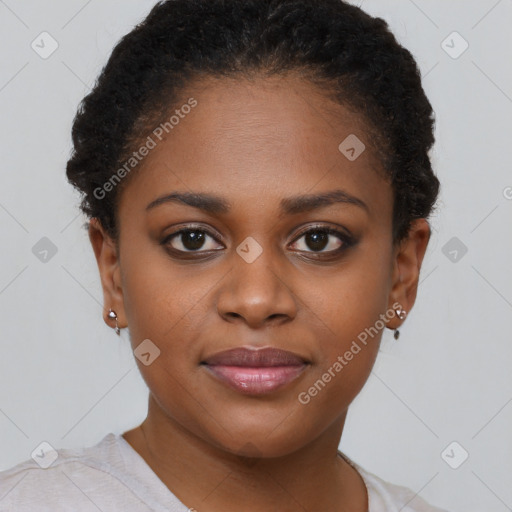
[201,347,309,395]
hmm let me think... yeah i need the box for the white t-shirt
[0,433,449,511]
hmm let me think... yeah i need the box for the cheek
[294,289,383,430]
[121,257,209,415]
[121,248,214,341]
[307,258,391,347]
[120,255,224,416]
[298,252,391,395]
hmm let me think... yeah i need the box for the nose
[216,244,298,329]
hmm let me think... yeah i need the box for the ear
[88,218,126,331]
[387,218,431,329]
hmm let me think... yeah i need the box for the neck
[122,393,368,512]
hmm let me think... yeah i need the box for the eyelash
[161,223,355,260]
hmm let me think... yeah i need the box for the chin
[207,423,313,460]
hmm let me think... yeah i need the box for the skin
[89,74,430,512]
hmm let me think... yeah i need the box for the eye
[163,227,224,253]
[289,226,352,254]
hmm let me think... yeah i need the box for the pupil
[182,230,205,250]
[306,231,328,251]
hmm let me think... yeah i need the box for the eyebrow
[145,189,369,216]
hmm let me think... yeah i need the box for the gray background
[1,1,511,511]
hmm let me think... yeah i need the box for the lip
[201,347,309,395]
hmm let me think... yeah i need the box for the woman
[0,0,447,510]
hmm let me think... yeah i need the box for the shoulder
[0,434,152,511]
[340,454,450,512]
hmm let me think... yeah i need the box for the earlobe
[387,218,431,331]
[88,218,126,331]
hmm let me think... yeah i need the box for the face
[90,74,430,458]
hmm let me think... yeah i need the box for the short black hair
[66,0,440,245]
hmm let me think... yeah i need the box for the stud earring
[393,306,407,340]
[107,309,120,336]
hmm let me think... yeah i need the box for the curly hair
[66,0,440,246]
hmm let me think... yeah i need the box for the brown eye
[164,228,223,253]
[290,227,352,254]
[303,231,330,251]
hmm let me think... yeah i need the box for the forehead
[118,74,392,222]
